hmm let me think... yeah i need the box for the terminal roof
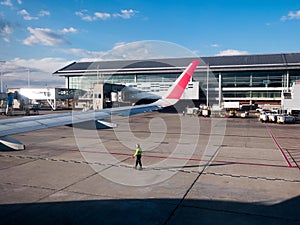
[53,52,300,76]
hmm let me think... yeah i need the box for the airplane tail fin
[154,59,200,108]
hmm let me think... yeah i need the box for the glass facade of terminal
[67,68,300,103]
[69,73,179,91]
[194,70,300,102]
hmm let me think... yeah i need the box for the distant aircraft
[0,60,200,150]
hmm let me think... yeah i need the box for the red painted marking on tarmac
[139,153,298,169]
[29,147,298,169]
[266,125,293,167]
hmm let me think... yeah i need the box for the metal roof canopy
[53,52,300,76]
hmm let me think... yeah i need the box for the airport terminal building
[53,52,300,107]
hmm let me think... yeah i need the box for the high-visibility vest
[134,147,142,156]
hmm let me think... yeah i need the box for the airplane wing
[0,60,200,150]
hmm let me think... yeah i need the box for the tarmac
[0,111,299,225]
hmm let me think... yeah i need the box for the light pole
[0,71,2,93]
[0,60,5,93]
[27,68,30,88]
[206,64,209,107]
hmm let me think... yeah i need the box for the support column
[219,72,222,108]
[287,70,289,92]
[206,65,209,106]
[66,77,70,108]
[0,60,5,93]
[250,73,253,105]
[0,71,2,93]
[65,76,70,90]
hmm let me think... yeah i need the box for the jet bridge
[282,81,300,111]
[7,88,76,110]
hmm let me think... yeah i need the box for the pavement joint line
[203,172,300,183]
[3,182,57,192]
[35,171,99,203]
[1,154,300,183]
[163,170,204,225]
[0,155,40,171]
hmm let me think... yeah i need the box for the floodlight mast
[0,71,2,93]
[206,64,209,107]
[0,61,5,93]
[27,68,30,88]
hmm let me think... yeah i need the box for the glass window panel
[221,72,251,87]
[137,73,178,82]
[290,70,300,85]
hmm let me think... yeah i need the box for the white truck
[224,101,240,109]
[268,114,279,123]
[277,115,295,124]
[259,113,269,122]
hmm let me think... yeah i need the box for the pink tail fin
[165,60,200,99]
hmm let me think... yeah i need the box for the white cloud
[57,41,196,62]
[2,24,12,42]
[94,12,111,20]
[216,49,249,56]
[0,18,12,42]
[76,10,112,21]
[23,27,70,46]
[1,58,69,88]
[66,41,136,60]
[38,10,51,17]
[59,48,92,57]
[112,42,127,49]
[75,10,93,21]
[11,57,70,73]
[113,9,138,19]
[18,9,38,20]
[57,48,106,59]
[0,0,12,7]
[17,0,22,4]
[60,27,77,34]
[18,9,50,20]
[101,40,196,60]
[281,10,300,21]
[75,9,138,21]
[211,44,220,48]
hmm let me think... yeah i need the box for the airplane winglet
[166,60,200,100]
[153,59,200,108]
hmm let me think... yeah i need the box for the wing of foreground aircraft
[0,60,200,150]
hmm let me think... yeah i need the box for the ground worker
[5,92,14,115]
[132,144,142,170]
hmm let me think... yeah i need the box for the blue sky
[0,0,300,87]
